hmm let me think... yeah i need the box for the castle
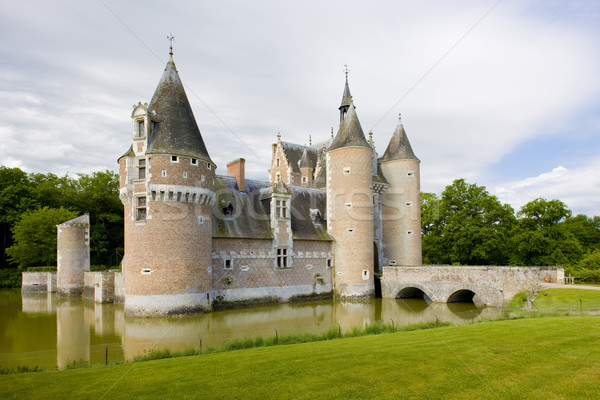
[117,49,422,316]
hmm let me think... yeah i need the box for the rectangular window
[207,163,212,170]
[276,158,280,167]
[276,248,288,268]
[138,159,146,179]
[327,258,332,268]
[191,158,198,166]
[275,200,287,218]
[224,259,232,269]
[183,172,188,179]
[137,121,145,137]
[171,155,179,163]
[136,197,147,221]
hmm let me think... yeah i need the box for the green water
[0,289,497,370]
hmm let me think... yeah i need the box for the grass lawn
[1,315,600,399]
[532,288,600,312]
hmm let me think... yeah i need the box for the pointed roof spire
[299,146,314,169]
[339,65,353,110]
[328,103,371,152]
[381,114,419,162]
[146,49,213,163]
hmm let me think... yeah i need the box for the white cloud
[495,158,600,216]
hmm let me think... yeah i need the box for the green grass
[2,315,600,399]
[532,288,600,312]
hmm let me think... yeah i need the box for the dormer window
[275,200,287,218]
[223,201,234,218]
[171,155,179,163]
[191,158,198,166]
[313,210,322,225]
[207,163,212,170]
[137,120,145,138]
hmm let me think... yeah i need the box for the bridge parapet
[381,265,565,307]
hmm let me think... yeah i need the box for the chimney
[227,158,246,192]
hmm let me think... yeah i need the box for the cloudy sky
[1,1,599,215]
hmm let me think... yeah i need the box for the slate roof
[312,151,327,189]
[298,147,314,169]
[117,144,134,162]
[328,104,371,152]
[146,56,213,164]
[211,176,331,241]
[212,176,272,240]
[281,142,318,173]
[339,77,352,110]
[290,186,331,241]
[380,121,419,162]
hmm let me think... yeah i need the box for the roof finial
[344,64,350,81]
[331,127,334,138]
[167,33,175,56]
[309,134,312,146]
[398,113,402,123]
[369,130,373,140]
[277,132,281,141]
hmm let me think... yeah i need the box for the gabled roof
[281,142,318,173]
[380,120,419,162]
[146,56,213,164]
[328,104,371,152]
[290,187,332,241]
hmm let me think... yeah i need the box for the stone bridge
[381,265,565,307]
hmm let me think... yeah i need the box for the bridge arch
[447,289,476,303]
[395,285,433,302]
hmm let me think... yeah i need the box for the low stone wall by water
[22,272,56,292]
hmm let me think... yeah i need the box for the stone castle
[115,49,421,316]
[22,49,565,316]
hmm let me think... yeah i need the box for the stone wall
[22,272,56,292]
[382,265,565,307]
[211,238,333,307]
[57,215,90,297]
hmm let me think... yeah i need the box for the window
[276,172,281,183]
[343,167,351,174]
[362,270,369,280]
[138,159,146,179]
[136,197,147,221]
[191,158,198,166]
[327,258,332,268]
[407,230,414,235]
[275,200,287,218]
[141,268,151,275]
[224,259,232,269]
[207,163,212,170]
[183,172,188,179]
[171,155,179,163]
[276,158,280,167]
[407,170,414,177]
[223,202,234,218]
[302,176,307,183]
[405,201,413,207]
[137,120,145,137]
[276,248,288,268]
[162,170,167,178]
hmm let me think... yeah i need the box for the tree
[509,198,582,267]
[5,207,78,269]
[421,179,515,265]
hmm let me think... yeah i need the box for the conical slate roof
[146,56,213,164]
[298,147,314,169]
[328,104,371,152]
[339,77,352,110]
[381,119,419,162]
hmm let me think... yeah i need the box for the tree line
[0,166,123,270]
[1,166,598,283]
[422,179,600,281]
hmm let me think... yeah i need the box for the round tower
[380,115,422,266]
[56,215,90,297]
[327,96,374,298]
[119,49,215,316]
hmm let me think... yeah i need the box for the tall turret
[118,50,216,316]
[299,147,314,187]
[380,115,422,266]
[327,78,374,298]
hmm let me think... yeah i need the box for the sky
[1,0,599,216]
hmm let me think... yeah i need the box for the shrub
[0,269,22,288]
[26,266,56,272]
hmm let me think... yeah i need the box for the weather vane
[344,64,350,79]
[167,33,175,55]
[398,113,402,123]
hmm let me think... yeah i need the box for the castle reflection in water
[2,290,499,370]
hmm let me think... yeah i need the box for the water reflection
[0,289,500,370]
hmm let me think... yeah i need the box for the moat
[0,289,500,370]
